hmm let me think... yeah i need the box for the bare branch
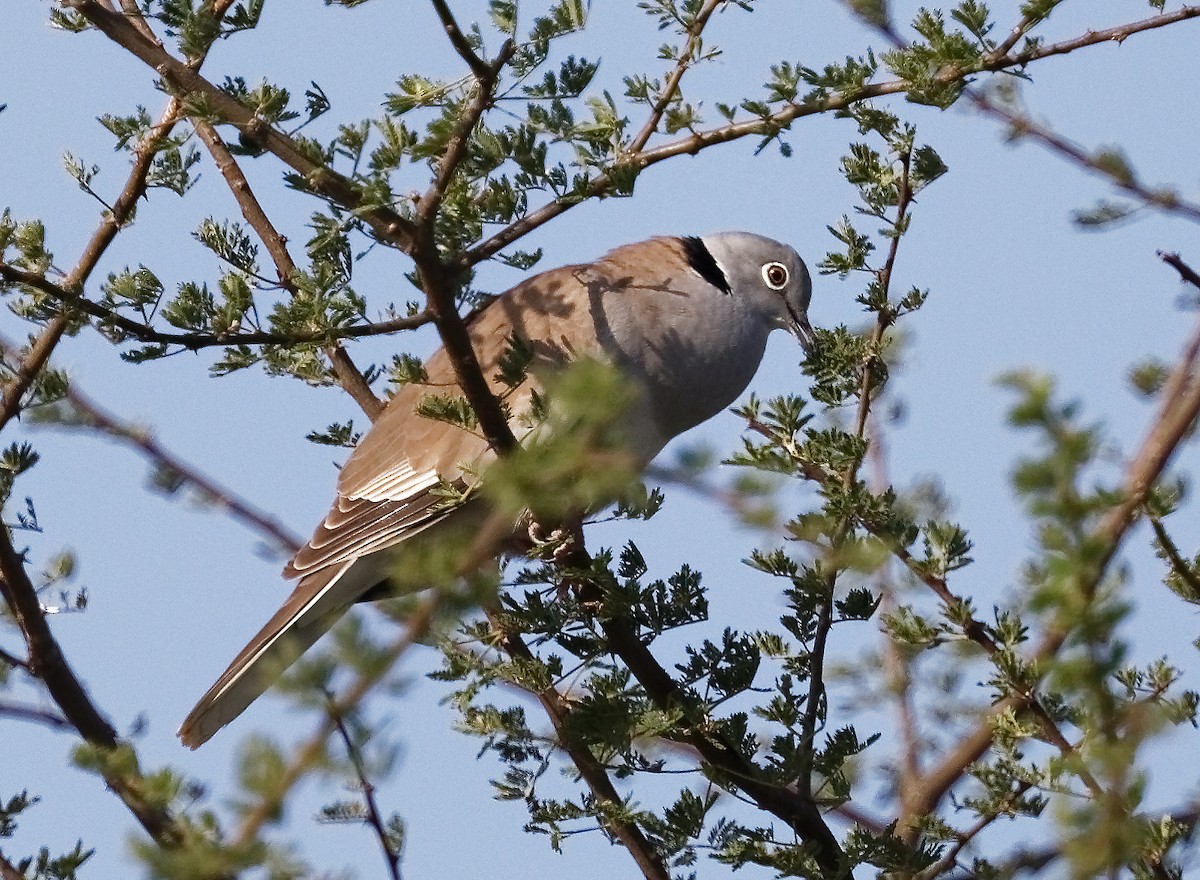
[0,645,29,670]
[0,700,72,731]
[429,0,489,79]
[969,92,1200,226]
[0,515,185,846]
[48,372,304,556]
[1161,250,1200,290]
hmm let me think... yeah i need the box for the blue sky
[3,1,1200,877]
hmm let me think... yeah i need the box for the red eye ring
[762,262,789,290]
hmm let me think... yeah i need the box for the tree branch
[47,369,303,556]
[1034,298,1200,662]
[429,0,489,79]
[463,5,1200,266]
[625,0,724,155]
[328,693,402,880]
[490,612,672,880]
[411,40,520,457]
[0,518,184,846]
[192,120,384,419]
[0,261,433,350]
[62,0,420,254]
[0,314,70,432]
[969,91,1200,226]
[0,700,72,731]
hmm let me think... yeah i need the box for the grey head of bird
[696,230,814,352]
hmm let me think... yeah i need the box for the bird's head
[698,231,814,354]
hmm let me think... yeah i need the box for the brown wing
[179,238,699,747]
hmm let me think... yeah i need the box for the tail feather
[178,558,381,749]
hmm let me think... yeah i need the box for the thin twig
[1148,517,1200,598]
[192,120,384,419]
[56,373,303,555]
[429,0,489,79]
[1161,250,1200,290]
[328,694,403,880]
[0,700,72,731]
[0,645,29,670]
[0,261,433,350]
[625,0,724,154]
[970,92,1200,226]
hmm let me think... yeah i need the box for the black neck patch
[681,236,732,296]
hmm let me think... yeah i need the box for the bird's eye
[761,262,789,290]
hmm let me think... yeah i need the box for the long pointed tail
[178,559,373,749]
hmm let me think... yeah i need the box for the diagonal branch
[969,91,1200,226]
[429,0,489,79]
[491,612,672,880]
[1034,254,1200,661]
[63,0,419,254]
[192,120,384,419]
[625,0,724,155]
[0,700,72,731]
[0,314,71,432]
[411,39,519,457]
[51,373,303,555]
[0,517,184,845]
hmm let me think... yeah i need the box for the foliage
[2,2,1200,880]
